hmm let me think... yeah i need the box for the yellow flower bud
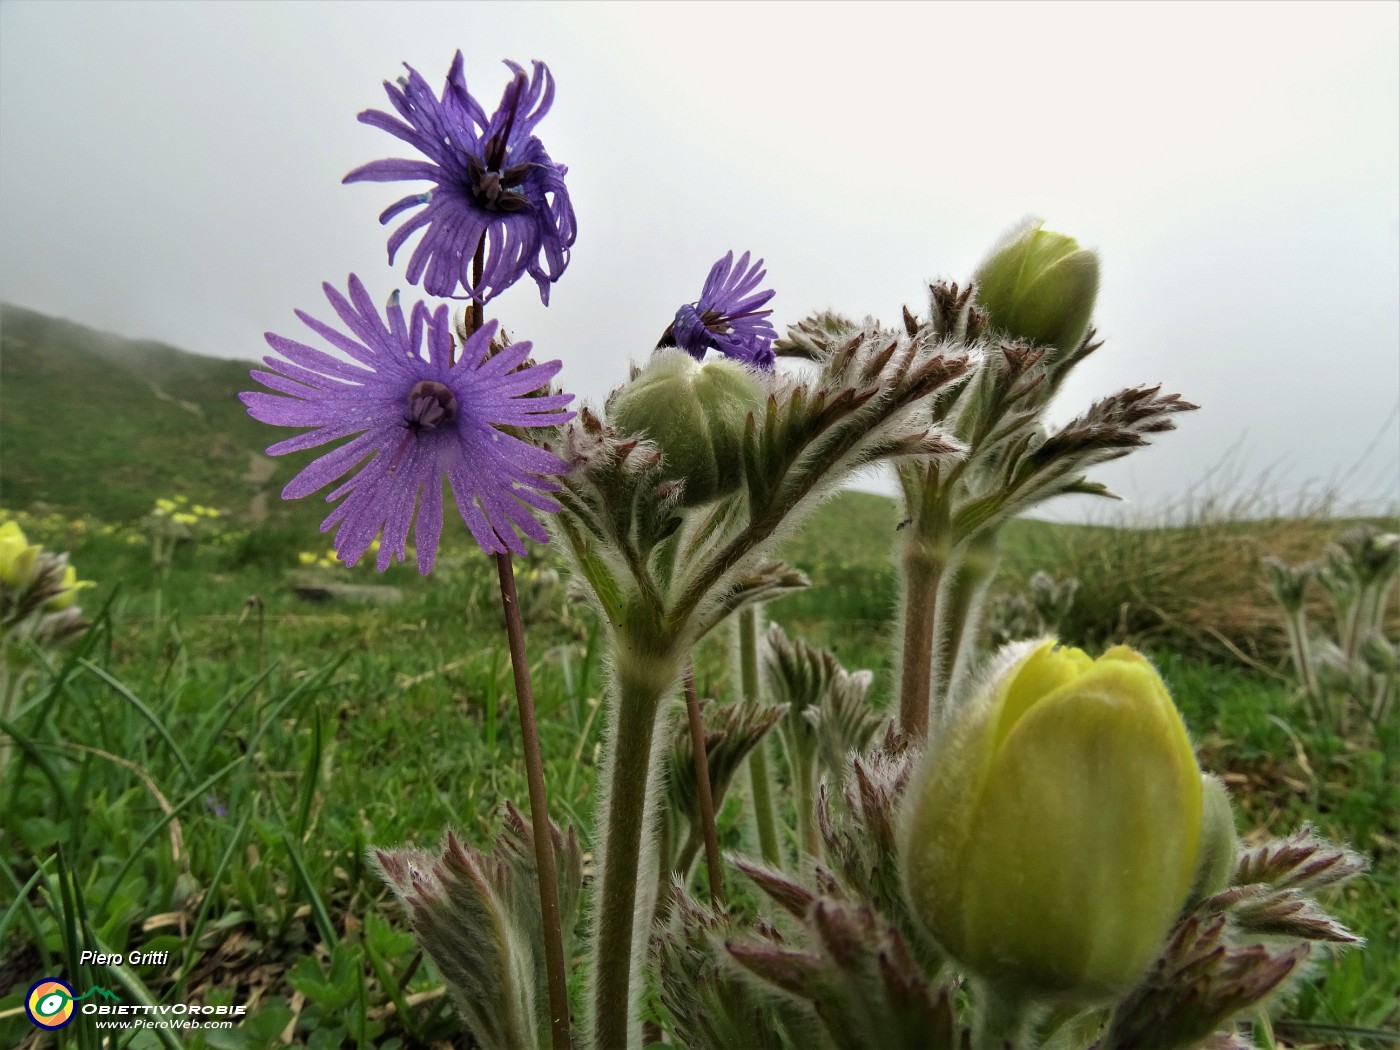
[44,563,93,611]
[974,221,1100,356]
[610,349,765,506]
[902,640,1202,1002]
[0,521,42,590]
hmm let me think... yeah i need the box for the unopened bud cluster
[975,220,1100,358]
[1,520,92,647]
[1264,523,1399,733]
[609,350,767,506]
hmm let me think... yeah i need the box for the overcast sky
[2,0,1397,519]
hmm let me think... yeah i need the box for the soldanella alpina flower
[975,220,1100,356]
[242,276,574,572]
[610,349,766,506]
[902,640,1203,1003]
[659,251,778,369]
[345,54,576,304]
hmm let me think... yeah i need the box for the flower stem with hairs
[590,635,683,1050]
[684,664,725,904]
[930,532,1000,716]
[740,606,782,866]
[896,469,954,740]
[495,552,572,1050]
[467,248,571,1050]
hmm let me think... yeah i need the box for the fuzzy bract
[242,276,573,572]
[345,54,576,305]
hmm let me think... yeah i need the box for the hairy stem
[590,645,678,1050]
[495,553,572,1050]
[739,607,781,865]
[792,742,820,859]
[684,665,725,904]
[1340,595,1363,666]
[1283,606,1327,731]
[932,532,999,720]
[675,829,702,879]
[897,538,950,741]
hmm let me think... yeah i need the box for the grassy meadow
[1,305,1397,1047]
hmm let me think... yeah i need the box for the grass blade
[0,855,52,971]
[93,755,247,921]
[79,657,194,782]
[176,811,251,993]
[0,714,76,820]
[282,831,337,949]
[295,703,323,842]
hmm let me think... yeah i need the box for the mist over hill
[0,302,317,524]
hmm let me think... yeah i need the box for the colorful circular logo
[26,978,76,1029]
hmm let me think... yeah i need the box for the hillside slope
[1,303,315,523]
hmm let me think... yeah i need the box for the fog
[2,0,1396,517]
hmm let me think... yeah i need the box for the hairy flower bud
[610,349,765,506]
[0,522,42,591]
[974,221,1100,356]
[901,640,1202,1002]
[43,563,92,612]
[1189,774,1240,905]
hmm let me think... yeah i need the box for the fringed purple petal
[347,55,574,303]
[343,159,443,185]
[385,206,436,263]
[248,369,317,398]
[469,338,532,380]
[415,476,444,574]
[264,333,372,383]
[264,420,369,456]
[283,431,383,498]
[242,274,575,569]
[666,250,778,370]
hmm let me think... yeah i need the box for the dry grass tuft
[999,468,1398,666]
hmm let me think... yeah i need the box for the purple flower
[344,54,576,305]
[660,251,777,369]
[241,276,574,572]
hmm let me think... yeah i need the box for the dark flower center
[465,72,535,213]
[699,308,733,336]
[466,154,534,212]
[388,381,458,475]
[404,380,457,431]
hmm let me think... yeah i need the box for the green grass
[1,312,1396,1044]
[0,523,601,1047]
[0,497,1395,1048]
[1,303,320,529]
